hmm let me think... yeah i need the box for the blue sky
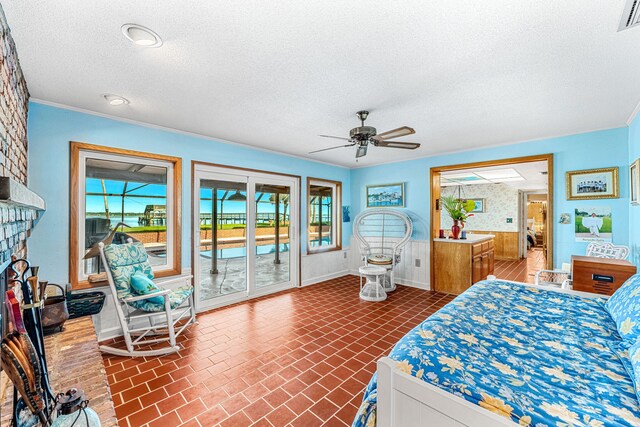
[86,179,332,218]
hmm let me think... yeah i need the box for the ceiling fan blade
[373,140,421,150]
[355,145,368,158]
[309,143,355,154]
[373,126,415,141]
[319,134,351,141]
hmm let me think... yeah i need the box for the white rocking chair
[98,240,197,357]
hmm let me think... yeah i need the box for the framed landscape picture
[469,198,485,213]
[366,183,405,207]
[631,159,640,206]
[566,167,619,200]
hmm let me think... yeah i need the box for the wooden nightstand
[571,255,637,296]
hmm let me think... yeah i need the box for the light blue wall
[27,100,632,280]
[26,102,351,284]
[351,127,630,268]
[629,114,640,266]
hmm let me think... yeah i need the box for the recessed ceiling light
[121,24,162,48]
[103,94,130,106]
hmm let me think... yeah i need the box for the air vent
[619,0,640,31]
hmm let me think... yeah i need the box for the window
[307,178,341,253]
[70,142,181,288]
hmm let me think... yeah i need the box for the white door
[193,164,299,312]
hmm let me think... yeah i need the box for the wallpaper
[440,183,519,232]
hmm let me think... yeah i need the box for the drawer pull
[592,274,614,283]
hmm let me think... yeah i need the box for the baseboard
[97,325,123,342]
[395,278,430,290]
[301,270,350,287]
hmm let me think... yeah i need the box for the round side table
[359,265,387,302]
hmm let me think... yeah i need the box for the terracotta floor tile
[176,398,207,423]
[302,383,329,401]
[244,398,273,422]
[263,388,290,408]
[220,410,252,427]
[266,404,296,425]
[197,405,228,426]
[289,410,323,427]
[127,405,161,427]
[220,393,251,415]
[284,393,314,415]
[148,410,180,427]
[102,276,450,427]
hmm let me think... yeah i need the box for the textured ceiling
[4,1,640,167]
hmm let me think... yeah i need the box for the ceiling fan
[310,111,420,159]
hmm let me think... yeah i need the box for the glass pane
[83,158,168,278]
[198,180,247,300]
[308,184,333,248]
[255,183,291,288]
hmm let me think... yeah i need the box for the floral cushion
[102,242,154,299]
[353,280,640,427]
[102,242,192,312]
[605,274,640,342]
[127,285,193,313]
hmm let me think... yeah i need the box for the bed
[353,279,640,427]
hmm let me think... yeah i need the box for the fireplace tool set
[1,258,100,426]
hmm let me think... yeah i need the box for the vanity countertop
[433,234,495,244]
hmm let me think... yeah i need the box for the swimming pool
[201,237,332,259]
[201,243,290,259]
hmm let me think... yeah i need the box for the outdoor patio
[198,251,290,300]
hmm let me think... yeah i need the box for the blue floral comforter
[353,280,640,427]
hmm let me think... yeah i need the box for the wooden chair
[98,240,196,357]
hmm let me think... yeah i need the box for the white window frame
[307,178,342,254]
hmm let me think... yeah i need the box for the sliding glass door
[193,164,299,311]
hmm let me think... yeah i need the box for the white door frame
[192,163,300,312]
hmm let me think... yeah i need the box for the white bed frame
[375,282,607,427]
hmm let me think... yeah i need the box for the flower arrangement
[441,195,476,223]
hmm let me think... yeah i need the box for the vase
[451,220,461,240]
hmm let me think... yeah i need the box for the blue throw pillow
[130,272,164,305]
[606,274,640,342]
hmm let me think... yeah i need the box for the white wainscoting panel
[301,247,351,286]
[349,237,430,290]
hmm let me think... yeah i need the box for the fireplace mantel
[0,177,45,211]
[0,177,46,272]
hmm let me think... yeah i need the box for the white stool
[367,254,396,292]
[359,265,387,302]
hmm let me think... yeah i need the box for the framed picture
[366,183,405,208]
[559,213,571,224]
[468,198,485,213]
[631,159,640,206]
[575,206,612,242]
[566,167,619,200]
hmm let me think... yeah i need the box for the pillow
[606,274,640,342]
[130,272,164,305]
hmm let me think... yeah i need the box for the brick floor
[494,247,546,283]
[102,275,453,426]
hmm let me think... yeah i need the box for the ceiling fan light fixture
[102,94,129,106]
[121,24,163,48]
